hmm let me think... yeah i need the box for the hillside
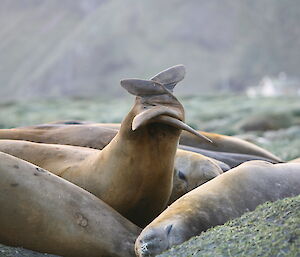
[0,0,300,100]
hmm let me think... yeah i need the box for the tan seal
[179,130,282,162]
[169,149,223,204]
[0,65,211,227]
[0,124,118,150]
[0,152,141,257]
[135,161,300,256]
[178,144,280,168]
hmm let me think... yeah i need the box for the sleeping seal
[169,149,224,204]
[135,161,300,256]
[179,130,282,162]
[0,152,141,257]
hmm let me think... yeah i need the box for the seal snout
[135,228,170,257]
[136,241,151,257]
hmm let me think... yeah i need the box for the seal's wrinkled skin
[135,161,300,256]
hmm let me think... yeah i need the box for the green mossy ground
[0,244,60,257]
[159,195,300,257]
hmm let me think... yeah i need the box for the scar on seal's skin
[35,167,45,173]
[75,213,88,227]
[10,183,19,187]
[13,165,19,169]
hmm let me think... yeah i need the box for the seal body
[135,161,300,256]
[0,124,118,150]
[179,130,282,162]
[179,145,280,168]
[0,152,141,257]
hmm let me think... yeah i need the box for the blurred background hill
[0,0,300,100]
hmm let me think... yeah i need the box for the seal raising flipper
[0,65,208,227]
[121,66,212,143]
[135,161,300,256]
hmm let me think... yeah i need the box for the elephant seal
[179,130,282,162]
[135,161,300,256]
[0,65,211,227]
[179,145,280,168]
[0,152,141,257]
[0,124,118,150]
[168,149,223,204]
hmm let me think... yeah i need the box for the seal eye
[165,224,173,236]
[178,170,187,181]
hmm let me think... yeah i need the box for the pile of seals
[0,65,299,257]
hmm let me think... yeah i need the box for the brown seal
[0,124,118,150]
[0,65,211,227]
[135,161,300,256]
[179,130,282,162]
[169,149,223,204]
[0,152,141,257]
[178,144,280,168]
